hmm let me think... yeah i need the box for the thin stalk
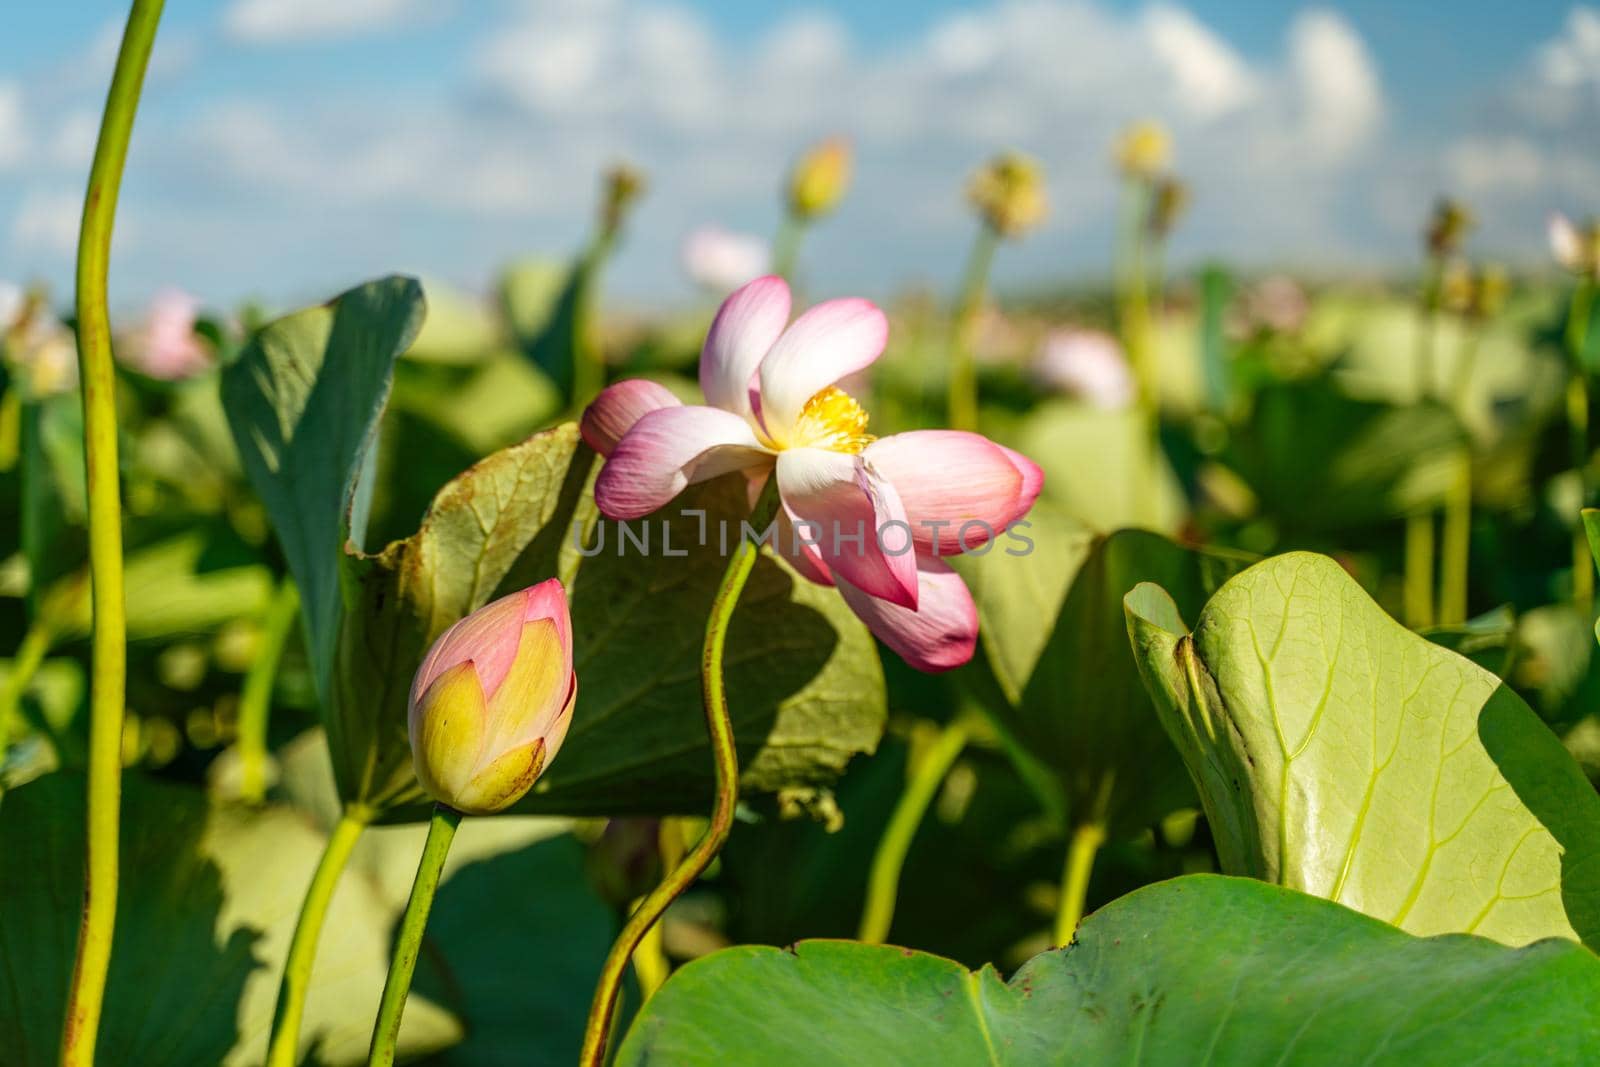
[60,3,163,1063]
[1416,256,1442,400]
[1438,461,1472,626]
[578,481,781,1067]
[947,224,999,433]
[1053,820,1107,945]
[1117,179,1160,525]
[631,913,670,1002]
[236,578,301,805]
[1568,281,1595,617]
[770,212,805,284]
[857,718,972,944]
[0,619,54,754]
[1404,512,1435,629]
[266,807,371,1067]
[573,228,617,410]
[367,803,462,1067]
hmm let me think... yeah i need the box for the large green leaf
[616,874,1600,1065]
[0,772,458,1066]
[1125,551,1600,946]
[1226,382,1469,532]
[956,509,1247,831]
[220,276,426,697]
[1013,402,1185,533]
[337,422,886,816]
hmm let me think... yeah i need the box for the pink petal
[700,275,791,419]
[581,379,681,456]
[776,447,917,609]
[411,591,528,708]
[864,431,1044,555]
[776,504,834,587]
[519,578,573,672]
[837,555,978,673]
[595,405,772,520]
[758,298,888,444]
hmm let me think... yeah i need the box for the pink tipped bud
[408,579,576,815]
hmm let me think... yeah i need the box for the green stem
[367,803,462,1067]
[266,806,370,1067]
[0,619,55,755]
[857,718,972,944]
[1117,179,1160,525]
[1416,256,1442,400]
[578,480,781,1067]
[771,212,805,284]
[1569,281,1594,617]
[947,224,999,433]
[573,228,617,410]
[1054,820,1107,945]
[237,578,301,805]
[60,4,163,1063]
[1404,511,1435,629]
[1438,461,1472,626]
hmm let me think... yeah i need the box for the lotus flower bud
[967,151,1048,239]
[1425,197,1474,258]
[601,163,647,235]
[408,580,576,815]
[1550,213,1600,280]
[1148,176,1189,239]
[787,136,853,221]
[1114,120,1171,180]
[121,288,213,381]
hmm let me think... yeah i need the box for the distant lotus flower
[582,275,1043,672]
[1,286,78,396]
[1034,329,1135,409]
[1550,213,1600,279]
[1238,275,1309,336]
[967,151,1048,239]
[1114,120,1171,180]
[409,580,576,815]
[682,226,772,294]
[122,288,212,380]
[788,136,853,221]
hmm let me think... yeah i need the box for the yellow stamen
[794,385,874,454]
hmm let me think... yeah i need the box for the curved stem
[578,482,780,1067]
[857,718,972,944]
[237,578,301,804]
[1053,820,1106,945]
[266,806,370,1067]
[947,224,999,433]
[0,619,55,755]
[60,3,163,1063]
[367,803,462,1067]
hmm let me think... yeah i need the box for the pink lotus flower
[122,287,212,380]
[409,579,577,815]
[681,226,771,293]
[582,275,1042,673]
[1034,328,1134,409]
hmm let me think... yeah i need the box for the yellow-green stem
[1438,461,1472,626]
[573,228,617,410]
[237,578,301,805]
[1054,820,1107,945]
[1404,511,1435,629]
[60,3,163,1063]
[367,803,462,1067]
[578,481,780,1067]
[0,619,54,754]
[1568,281,1594,617]
[857,718,972,944]
[1416,256,1443,400]
[947,224,999,433]
[1117,179,1160,525]
[771,212,806,285]
[266,806,370,1067]
[631,911,670,1002]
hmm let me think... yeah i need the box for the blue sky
[3,0,1598,311]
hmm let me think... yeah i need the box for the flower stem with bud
[579,478,783,1067]
[947,224,999,433]
[60,2,162,1062]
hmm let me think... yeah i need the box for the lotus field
[8,3,1600,1065]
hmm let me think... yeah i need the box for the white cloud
[1143,5,1257,119]
[0,82,27,169]
[223,0,437,44]
[11,191,82,257]
[1445,137,1546,195]
[1289,9,1383,161]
